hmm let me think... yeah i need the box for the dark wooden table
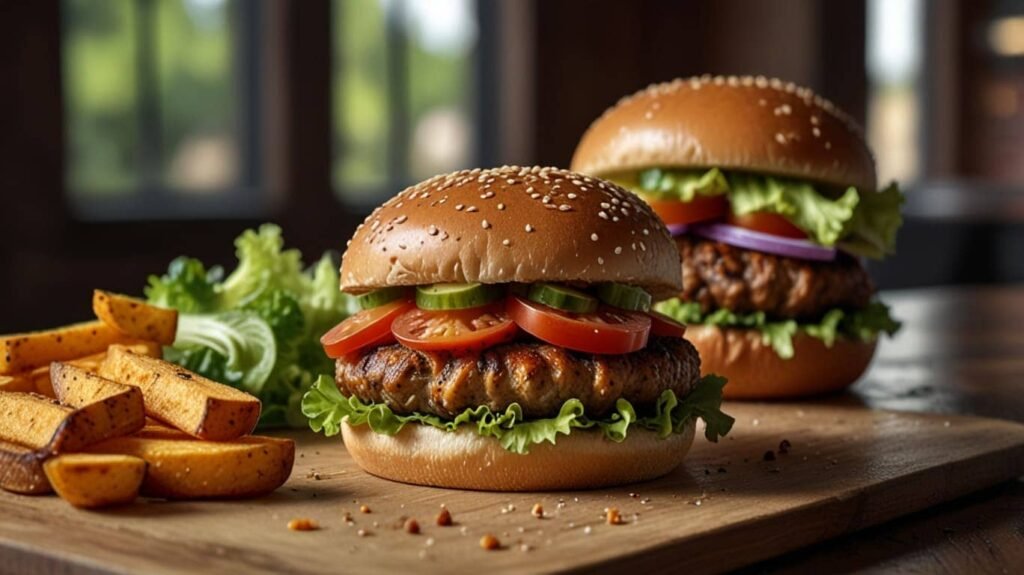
[752,285,1024,574]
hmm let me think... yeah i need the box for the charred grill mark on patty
[677,236,874,319]
[335,337,701,419]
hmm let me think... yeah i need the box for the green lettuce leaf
[218,224,310,310]
[302,374,734,455]
[654,298,901,360]
[171,311,277,395]
[145,257,222,314]
[628,169,904,259]
[633,167,730,202]
[728,174,859,249]
[837,183,904,259]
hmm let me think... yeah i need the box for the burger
[301,165,733,491]
[571,76,903,399]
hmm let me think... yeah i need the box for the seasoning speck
[531,503,544,518]
[360,504,371,514]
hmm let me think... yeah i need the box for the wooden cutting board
[1,402,1022,575]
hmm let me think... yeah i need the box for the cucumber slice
[527,283,598,314]
[357,287,410,310]
[416,283,504,310]
[596,283,652,312]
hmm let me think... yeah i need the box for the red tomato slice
[507,297,651,355]
[727,211,806,239]
[321,299,414,358]
[391,304,518,352]
[648,311,687,338]
[646,195,729,226]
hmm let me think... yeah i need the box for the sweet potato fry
[86,428,295,499]
[44,454,146,508]
[0,390,143,453]
[29,343,163,398]
[50,362,146,439]
[0,374,34,394]
[0,439,51,495]
[0,321,128,375]
[93,290,178,345]
[98,347,260,441]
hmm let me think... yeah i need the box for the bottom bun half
[685,325,877,400]
[341,421,696,491]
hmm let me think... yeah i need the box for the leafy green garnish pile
[301,374,734,454]
[654,298,901,360]
[146,224,355,428]
[629,168,905,259]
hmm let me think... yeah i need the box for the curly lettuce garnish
[302,374,733,455]
[654,298,901,360]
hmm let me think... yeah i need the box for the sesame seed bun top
[340,166,683,299]
[571,75,878,191]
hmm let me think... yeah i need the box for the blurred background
[1,0,1023,330]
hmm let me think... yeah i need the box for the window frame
[62,0,271,221]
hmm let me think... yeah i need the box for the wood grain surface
[0,401,1022,575]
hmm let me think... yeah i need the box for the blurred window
[866,0,923,186]
[62,0,264,219]
[332,0,479,204]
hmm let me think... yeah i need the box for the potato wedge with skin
[98,347,260,441]
[44,454,146,508]
[86,429,295,499]
[93,290,178,346]
[0,391,143,453]
[0,392,74,450]
[0,374,35,394]
[28,342,163,398]
[50,362,146,439]
[0,439,51,495]
[0,321,131,375]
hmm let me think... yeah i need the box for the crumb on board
[287,518,319,531]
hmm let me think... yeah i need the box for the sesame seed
[601,202,611,209]
[428,225,439,236]
[559,204,572,211]
[542,196,551,204]
[497,203,506,210]
[455,204,464,211]
[775,133,787,144]
[599,211,609,219]
[614,246,622,254]
[527,186,535,193]
[640,242,646,251]
[466,206,478,212]
[591,233,599,241]
[597,257,604,265]
[567,193,578,199]
[482,220,491,229]
[642,229,650,236]
[525,224,534,233]
[395,215,408,224]
[502,239,511,246]
[531,193,541,199]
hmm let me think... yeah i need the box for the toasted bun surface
[341,420,695,491]
[571,76,877,191]
[340,166,682,299]
[685,325,877,399]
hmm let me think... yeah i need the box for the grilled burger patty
[677,236,874,319]
[335,336,701,419]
